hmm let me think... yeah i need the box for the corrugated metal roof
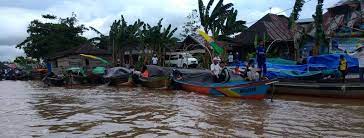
[51,45,110,59]
[234,14,293,45]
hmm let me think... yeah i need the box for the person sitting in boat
[211,57,222,82]
[233,65,242,75]
[245,59,260,81]
[141,65,149,78]
[338,55,348,83]
[217,61,230,83]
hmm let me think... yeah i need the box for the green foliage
[247,52,256,59]
[109,16,144,65]
[289,0,305,29]
[313,0,326,55]
[198,0,246,39]
[16,14,88,60]
[109,16,178,66]
[13,56,37,65]
[89,27,109,50]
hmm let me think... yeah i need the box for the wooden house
[49,45,111,74]
[234,13,295,59]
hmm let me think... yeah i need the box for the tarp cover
[104,67,131,78]
[307,54,358,71]
[146,65,173,77]
[266,54,358,79]
[173,69,214,83]
[92,67,106,75]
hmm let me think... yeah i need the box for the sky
[0,0,341,61]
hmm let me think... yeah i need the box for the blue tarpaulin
[265,54,359,79]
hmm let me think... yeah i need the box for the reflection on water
[0,81,364,137]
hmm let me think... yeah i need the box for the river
[0,80,363,137]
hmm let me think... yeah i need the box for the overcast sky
[0,0,340,61]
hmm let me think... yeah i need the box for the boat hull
[275,82,364,99]
[139,77,171,89]
[175,80,271,100]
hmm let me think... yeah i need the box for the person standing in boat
[349,47,364,82]
[256,41,267,79]
[210,57,221,82]
[218,61,230,83]
[338,55,348,83]
[151,54,158,65]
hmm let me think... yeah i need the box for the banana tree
[140,18,178,66]
[89,26,109,50]
[219,8,247,40]
[110,16,144,66]
[198,0,234,39]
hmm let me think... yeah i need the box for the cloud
[0,45,24,61]
[0,0,342,61]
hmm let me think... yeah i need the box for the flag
[80,54,110,65]
[197,30,224,55]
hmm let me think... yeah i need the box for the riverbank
[1,80,363,137]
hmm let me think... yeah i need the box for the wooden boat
[137,76,171,89]
[104,67,131,86]
[132,65,173,89]
[42,74,65,87]
[173,79,273,100]
[274,81,364,99]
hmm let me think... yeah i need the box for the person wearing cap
[211,57,221,82]
[349,47,364,82]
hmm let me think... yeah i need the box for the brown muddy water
[0,81,364,137]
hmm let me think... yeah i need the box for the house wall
[51,55,111,75]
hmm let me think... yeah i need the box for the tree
[89,26,109,50]
[13,56,37,65]
[180,9,201,38]
[313,0,326,55]
[16,14,88,60]
[219,8,247,40]
[110,16,144,66]
[198,0,234,39]
[141,19,178,66]
[289,0,305,29]
[289,0,305,59]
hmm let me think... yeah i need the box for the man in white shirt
[228,52,234,65]
[210,57,221,82]
[151,54,158,65]
[349,47,364,82]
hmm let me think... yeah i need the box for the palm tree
[220,8,247,40]
[110,16,144,66]
[89,26,109,50]
[198,0,234,39]
[140,19,178,66]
